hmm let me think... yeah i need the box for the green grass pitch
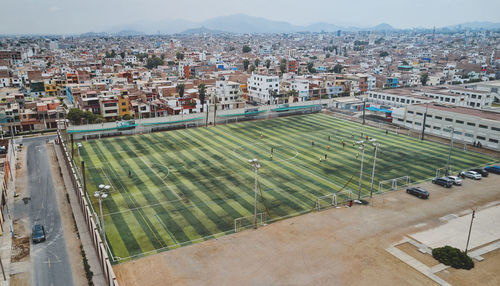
[77,113,496,262]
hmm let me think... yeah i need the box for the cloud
[49,6,61,12]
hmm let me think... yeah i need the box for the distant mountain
[200,14,300,34]
[96,14,500,36]
[115,30,145,36]
[180,26,226,35]
[372,23,395,31]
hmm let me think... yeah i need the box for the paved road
[23,136,74,286]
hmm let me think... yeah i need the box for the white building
[367,86,494,109]
[125,56,137,64]
[247,73,280,104]
[392,103,500,151]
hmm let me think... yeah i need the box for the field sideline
[77,113,495,262]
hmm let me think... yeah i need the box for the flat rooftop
[415,103,500,121]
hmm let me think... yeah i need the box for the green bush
[432,246,474,270]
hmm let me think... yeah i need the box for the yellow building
[44,80,58,96]
[118,94,133,117]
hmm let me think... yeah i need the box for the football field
[77,113,495,262]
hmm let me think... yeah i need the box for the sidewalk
[53,142,107,286]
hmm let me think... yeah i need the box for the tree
[120,51,125,59]
[242,45,251,53]
[326,53,330,58]
[307,62,316,74]
[122,114,133,120]
[333,64,343,74]
[176,84,185,97]
[254,59,260,67]
[146,56,164,69]
[66,108,85,124]
[176,52,184,60]
[402,60,409,66]
[421,73,429,86]
[265,59,271,69]
[379,51,389,57]
[287,89,299,97]
[249,64,256,73]
[280,59,287,74]
[243,59,250,71]
[198,83,206,111]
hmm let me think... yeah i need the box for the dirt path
[114,173,500,285]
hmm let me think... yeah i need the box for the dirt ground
[10,272,30,286]
[114,173,500,286]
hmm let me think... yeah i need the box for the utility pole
[369,142,379,198]
[71,134,74,159]
[248,159,261,229]
[356,141,365,200]
[465,209,475,255]
[81,161,86,194]
[445,125,454,176]
[421,102,429,140]
[362,99,366,125]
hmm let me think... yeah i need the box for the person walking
[325,153,327,160]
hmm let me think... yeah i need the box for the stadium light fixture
[248,158,261,229]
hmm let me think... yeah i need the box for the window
[467,122,476,126]
[416,112,423,116]
[406,120,413,124]
[456,120,464,124]
[454,131,462,135]
[489,138,499,143]
[492,127,500,132]
[479,125,488,129]
[426,114,432,118]
[425,124,431,128]
[397,118,403,122]
[465,133,474,138]
[415,122,422,126]
[445,118,453,122]
[407,111,414,114]
[433,126,441,130]
[121,108,126,112]
[121,102,126,106]
[477,136,486,140]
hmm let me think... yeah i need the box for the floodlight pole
[445,125,454,176]
[357,142,365,200]
[370,143,379,198]
[421,102,429,140]
[95,185,110,244]
[465,209,475,255]
[249,159,260,229]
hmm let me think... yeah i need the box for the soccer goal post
[435,165,455,178]
[234,213,266,233]
[316,194,337,211]
[378,176,410,193]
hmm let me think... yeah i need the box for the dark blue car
[484,166,500,175]
[32,224,46,243]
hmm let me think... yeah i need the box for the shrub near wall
[432,246,474,270]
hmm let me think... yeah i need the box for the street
[22,136,74,286]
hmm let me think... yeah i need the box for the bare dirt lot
[114,174,500,286]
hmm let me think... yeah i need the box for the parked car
[484,166,500,174]
[460,171,482,180]
[406,187,430,199]
[446,176,463,186]
[470,168,489,177]
[32,224,46,243]
[432,177,453,188]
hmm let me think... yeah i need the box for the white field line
[217,128,354,193]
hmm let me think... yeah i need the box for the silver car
[446,176,463,185]
[460,171,482,180]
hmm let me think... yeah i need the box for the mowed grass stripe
[175,127,311,217]
[97,139,172,252]
[109,138,201,244]
[80,142,142,259]
[132,133,239,237]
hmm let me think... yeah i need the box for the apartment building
[392,103,500,151]
[215,79,244,109]
[247,73,280,104]
[99,95,119,120]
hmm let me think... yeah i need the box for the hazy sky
[1,0,499,34]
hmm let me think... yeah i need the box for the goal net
[234,213,266,233]
[435,165,455,178]
[378,176,410,193]
[316,190,354,211]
